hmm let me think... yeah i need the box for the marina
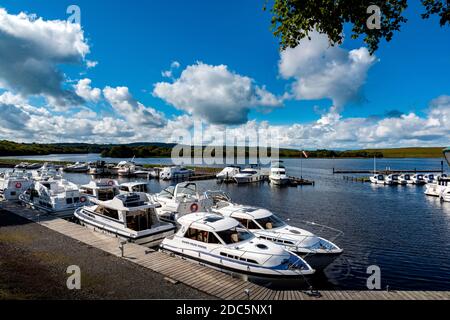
[1,154,450,291]
[1,200,448,300]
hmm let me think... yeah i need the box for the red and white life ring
[108,180,114,186]
[190,203,199,212]
[80,196,87,203]
[15,182,22,189]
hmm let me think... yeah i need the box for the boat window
[81,188,94,195]
[255,215,285,230]
[159,186,175,198]
[132,184,148,192]
[66,198,73,205]
[74,197,80,203]
[95,207,119,220]
[119,186,130,192]
[215,227,254,245]
[126,209,153,231]
[237,218,261,230]
[98,189,118,201]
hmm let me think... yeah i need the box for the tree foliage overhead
[268,0,449,54]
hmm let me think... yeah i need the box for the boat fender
[190,203,199,212]
[80,196,87,203]
[108,180,115,186]
[15,182,22,189]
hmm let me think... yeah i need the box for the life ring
[190,203,199,212]
[15,182,22,189]
[108,180,114,186]
[80,196,87,203]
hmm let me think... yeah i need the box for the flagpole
[300,149,303,180]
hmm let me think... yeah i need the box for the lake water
[2,154,450,290]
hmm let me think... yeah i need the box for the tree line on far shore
[0,140,444,159]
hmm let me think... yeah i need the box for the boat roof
[81,179,118,188]
[219,205,273,220]
[92,193,156,211]
[120,181,148,187]
[178,212,239,232]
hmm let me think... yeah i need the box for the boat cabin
[119,182,150,193]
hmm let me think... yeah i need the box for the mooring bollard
[119,240,127,257]
[244,289,250,300]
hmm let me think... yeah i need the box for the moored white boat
[0,170,33,201]
[207,194,343,270]
[19,178,86,217]
[399,174,413,184]
[369,174,386,184]
[423,173,435,184]
[75,193,176,247]
[216,166,241,182]
[79,179,120,201]
[269,161,290,186]
[64,162,89,173]
[385,174,399,185]
[151,182,212,222]
[411,174,426,185]
[119,181,150,194]
[159,166,193,180]
[234,167,264,184]
[160,212,315,280]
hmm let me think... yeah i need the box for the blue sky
[0,0,449,148]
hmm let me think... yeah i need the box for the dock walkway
[1,201,448,300]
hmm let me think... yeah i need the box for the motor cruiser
[19,178,86,217]
[88,161,115,175]
[216,166,241,182]
[423,173,435,184]
[75,193,176,247]
[79,179,120,201]
[64,162,89,173]
[269,161,290,186]
[398,174,413,184]
[411,174,426,185]
[207,194,343,270]
[369,174,387,184]
[159,166,193,180]
[119,181,150,194]
[234,167,264,184]
[160,212,315,280]
[0,170,33,201]
[385,174,400,185]
[424,177,450,199]
[151,182,212,222]
[117,161,141,177]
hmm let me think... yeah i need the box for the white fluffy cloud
[74,78,101,102]
[103,86,167,128]
[153,62,283,125]
[279,32,377,109]
[0,8,89,107]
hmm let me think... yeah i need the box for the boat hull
[75,209,176,247]
[159,245,314,281]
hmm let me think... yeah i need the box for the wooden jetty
[288,177,315,186]
[1,201,448,300]
[343,176,371,183]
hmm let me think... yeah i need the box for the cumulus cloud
[153,62,283,125]
[161,61,180,78]
[103,86,167,128]
[86,60,98,68]
[279,31,377,109]
[74,78,101,102]
[0,8,89,107]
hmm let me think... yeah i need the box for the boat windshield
[126,208,157,231]
[177,184,197,197]
[255,215,285,230]
[159,186,175,198]
[215,227,254,244]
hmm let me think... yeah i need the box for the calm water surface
[2,155,450,290]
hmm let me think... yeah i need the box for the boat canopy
[178,213,240,232]
[91,193,157,211]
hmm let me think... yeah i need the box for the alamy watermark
[67,5,81,24]
[366,265,381,290]
[66,265,81,290]
[367,5,381,30]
